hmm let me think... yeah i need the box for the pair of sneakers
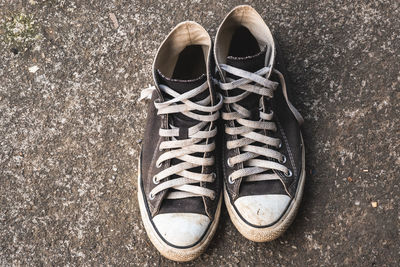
[138,5,305,262]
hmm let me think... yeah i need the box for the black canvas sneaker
[137,21,223,261]
[214,5,305,242]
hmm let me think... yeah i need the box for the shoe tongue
[226,48,267,113]
[156,70,208,134]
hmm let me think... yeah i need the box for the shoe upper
[139,22,222,247]
[214,5,304,227]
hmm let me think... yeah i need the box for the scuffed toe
[152,213,210,247]
[234,194,291,226]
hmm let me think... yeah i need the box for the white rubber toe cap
[152,213,210,247]
[234,194,291,226]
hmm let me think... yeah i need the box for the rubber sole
[224,135,306,242]
[137,155,222,262]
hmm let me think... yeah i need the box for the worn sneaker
[137,21,223,261]
[214,5,305,242]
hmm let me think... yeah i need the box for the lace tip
[138,85,156,101]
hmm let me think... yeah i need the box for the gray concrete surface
[1,0,399,266]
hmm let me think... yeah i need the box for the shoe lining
[155,22,210,78]
[228,26,260,58]
[172,45,206,80]
[214,5,275,66]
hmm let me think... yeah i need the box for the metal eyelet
[227,158,234,167]
[278,140,283,149]
[280,155,287,164]
[285,169,293,177]
[211,173,216,180]
[149,193,155,200]
[228,175,235,184]
[152,176,159,184]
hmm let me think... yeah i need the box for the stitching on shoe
[186,23,193,45]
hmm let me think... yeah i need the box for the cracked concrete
[1,0,399,266]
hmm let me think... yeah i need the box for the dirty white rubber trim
[224,135,306,242]
[137,155,222,262]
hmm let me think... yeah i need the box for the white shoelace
[217,64,304,186]
[140,81,223,200]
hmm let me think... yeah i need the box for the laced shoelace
[217,64,303,186]
[140,81,223,200]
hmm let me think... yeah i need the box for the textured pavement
[1,0,399,266]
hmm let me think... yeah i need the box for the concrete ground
[1,0,399,266]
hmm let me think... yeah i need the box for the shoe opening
[154,22,211,79]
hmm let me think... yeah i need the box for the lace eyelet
[285,169,293,177]
[278,141,283,149]
[227,158,234,167]
[228,175,235,184]
[149,193,155,200]
[279,155,287,164]
[152,176,159,184]
[211,173,217,180]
